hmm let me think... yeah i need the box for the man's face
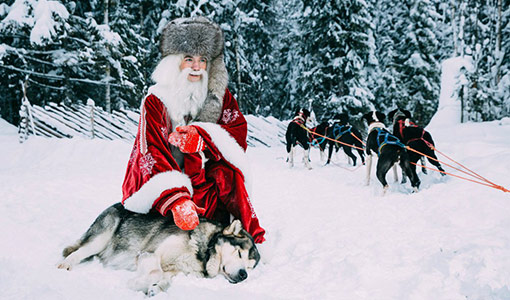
[180,55,207,82]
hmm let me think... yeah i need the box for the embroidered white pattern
[128,144,138,165]
[246,195,257,218]
[161,127,168,140]
[221,109,240,124]
[139,152,157,177]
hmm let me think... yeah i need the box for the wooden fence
[18,97,138,143]
[18,98,285,147]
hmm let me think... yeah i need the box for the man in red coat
[121,17,265,243]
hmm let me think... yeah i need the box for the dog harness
[309,126,327,146]
[396,119,433,148]
[333,124,352,140]
[375,128,406,154]
[292,115,306,125]
[397,119,418,140]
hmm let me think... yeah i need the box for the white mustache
[182,68,206,76]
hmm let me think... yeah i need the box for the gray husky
[57,203,260,296]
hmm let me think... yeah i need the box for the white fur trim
[191,122,252,194]
[124,170,193,214]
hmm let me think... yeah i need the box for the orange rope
[407,145,509,193]
[301,124,365,151]
[411,162,510,192]
[426,143,493,185]
[350,132,366,146]
[405,146,489,183]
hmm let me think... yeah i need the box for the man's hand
[168,126,205,153]
[170,197,206,231]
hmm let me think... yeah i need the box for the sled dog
[285,108,312,169]
[57,203,260,296]
[387,108,446,181]
[362,111,420,193]
[314,113,365,166]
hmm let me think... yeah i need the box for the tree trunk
[105,65,111,113]
[235,34,242,110]
[495,0,502,84]
[451,0,459,56]
[104,0,112,113]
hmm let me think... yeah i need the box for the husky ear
[376,111,386,122]
[223,220,243,236]
[361,112,370,124]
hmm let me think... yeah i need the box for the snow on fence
[18,98,286,147]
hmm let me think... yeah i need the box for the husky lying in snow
[57,203,260,296]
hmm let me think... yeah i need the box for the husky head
[388,108,412,125]
[295,108,311,121]
[362,111,386,126]
[332,113,349,125]
[205,220,260,284]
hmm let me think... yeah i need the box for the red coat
[121,89,265,243]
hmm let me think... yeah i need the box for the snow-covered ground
[1,113,510,300]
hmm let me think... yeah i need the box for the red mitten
[170,197,206,231]
[168,126,205,153]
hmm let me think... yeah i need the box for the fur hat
[159,17,228,122]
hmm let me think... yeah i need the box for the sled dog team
[285,107,445,193]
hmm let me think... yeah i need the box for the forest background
[0,0,509,128]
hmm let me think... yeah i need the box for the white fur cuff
[123,170,193,214]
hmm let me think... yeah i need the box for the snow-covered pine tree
[298,0,375,122]
[0,0,70,124]
[431,0,454,62]
[497,0,510,116]
[263,0,305,118]
[369,0,406,115]
[106,1,147,110]
[116,0,167,93]
[0,0,147,122]
[455,0,502,121]
[76,0,147,112]
[221,0,276,115]
[392,0,441,125]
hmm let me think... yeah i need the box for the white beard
[148,55,209,128]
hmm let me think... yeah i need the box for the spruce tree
[299,0,375,121]
[393,0,441,125]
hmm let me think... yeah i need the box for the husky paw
[147,284,160,297]
[145,279,170,297]
[382,185,389,195]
